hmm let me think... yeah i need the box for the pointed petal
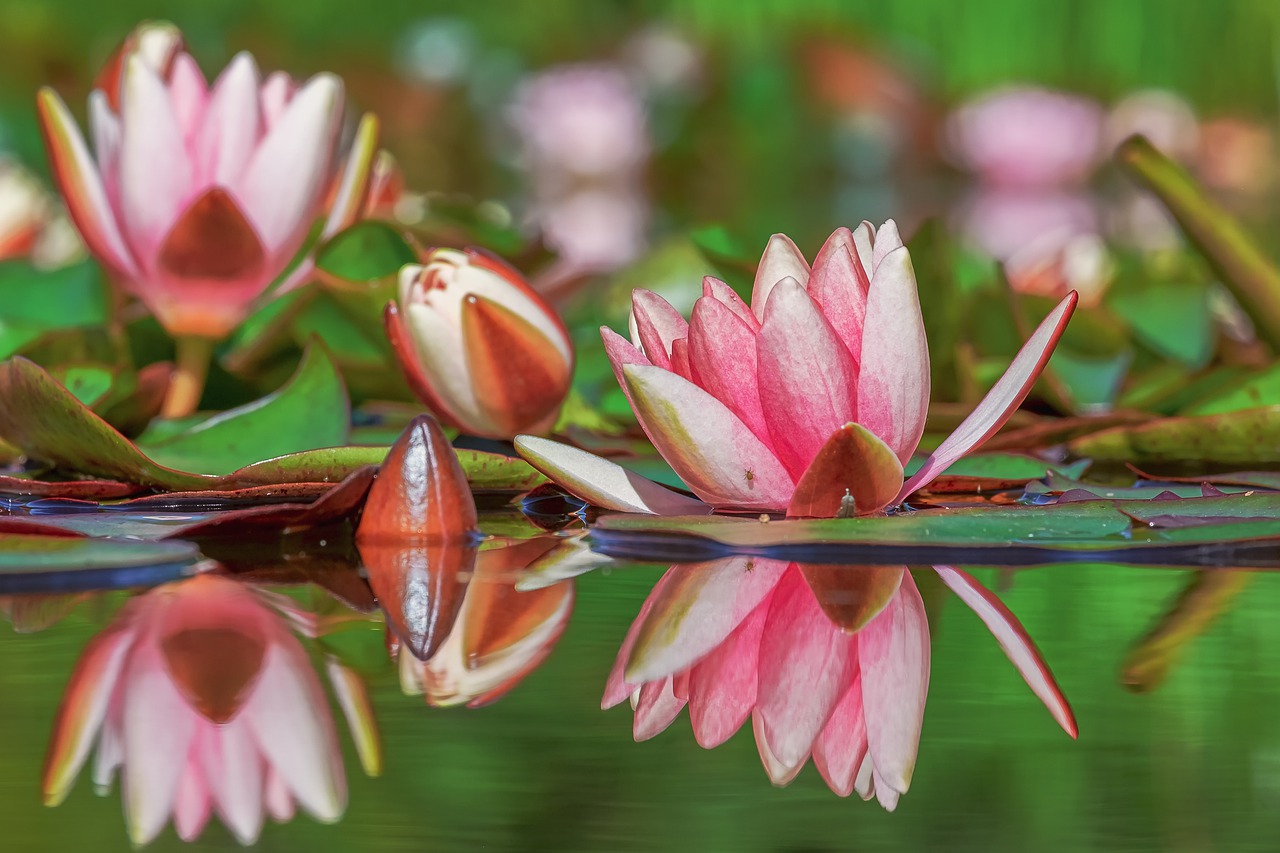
[208,722,265,844]
[808,227,870,362]
[756,568,860,768]
[854,750,875,800]
[752,710,807,786]
[688,599,770,748]
[702,276,759,330]
[752,233,809,320]
[242,643,345,823]
[669,337,693,382]
[933,566,1077,738]
[756,278,860,479]
[687,294,770,440]
[259,72,296,127]
[631,289,688,369]
[859,573,930,797]
[626,557,789,682]
[872,219,904,270]
[321,112,380,238]
[43,623,133,805]
[166,53,208,143]
[326,657,383,776]
[264,767,295,822]
[237,73,342,253]
[899,292,1078,501]
[36,88,137,275]
[87,91,121,207]
[812,674,868,797]
[633,676,687,741]
[172,758,212,841]
[874,769,902,811]
[603,578,663,709]
[857,245,929,465]
[194,52,261,186]
[622,363,794,510]
[787,423,904,518]
[601,325,654,413]
[799,565,905,633]
[852,221,875,278]
[119,54,193,259]
[122,645,197,846]
[513,435,708,515]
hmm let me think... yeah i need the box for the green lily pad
[1181,363,1280,416]
[905,452,1089,481]
[1107,281,1214,368]
[138,342,350,476]
[0,534,200,593]
[1069,406,1280,465]
[315,220,417,284]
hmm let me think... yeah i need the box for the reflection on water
[1,508,1277,849]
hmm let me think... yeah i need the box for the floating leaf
[1069,406,1280,465]
[0,534,200,593]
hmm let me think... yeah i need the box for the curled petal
[933,566,1077,738]
[514,435,708,515]
[752,710,807,786]
[857,245,929,465]
[899,292,1078,501]
[623,363,794,510]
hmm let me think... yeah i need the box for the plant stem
[162,336,214,419]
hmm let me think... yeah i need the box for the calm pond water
[1,508,1277,852]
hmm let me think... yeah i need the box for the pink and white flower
[516,223,1076,516]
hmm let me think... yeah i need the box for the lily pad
[1069,406,1280,465]
[0,534,201,593]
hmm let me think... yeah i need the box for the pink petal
[631,289,689,370]
[756,278,860,479]
[173,759,212,842]
[688,599,771,748]
[669,336,693,382]
[514,435,708,515]
[933,566,1077,738]
[236,73,342,254]
[208,722,265,844]
[807,227,870,363]
[756,567,860,769]
[857,245,929,465]
[687,293,771,444]
[812,674,868,797]
[622,363,794,510]
[852,221,875,276]
[119,55,193,261]
[854,750,875,801]
[751,233,809,321]
[36,88,138,276]
[858,572,930,798]
[195,52,262,187]
[702,276,759,330]
[603,578,665,709]
[264,767,296,822]
[898,291,1078,501]
[626,556,789,682]
[633,676,688,741]
[87,91,121,211]
[166,52,208,144]
[601,325,653,413]
[752,710,807,786]
[121,644,197,846]
[242,642,345,823]
[260,71,295,127]
[873,768,902,811]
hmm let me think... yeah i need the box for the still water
[0,509,1276,852]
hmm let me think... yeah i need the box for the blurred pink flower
[37,22,355,338]
[517,224,1075,516]
[508,63,649,183]
[1105,89,1199,164]
[945,86,1104,188]
[605,561,1075,807]
[43,575,347,846]
[0,160,50,260]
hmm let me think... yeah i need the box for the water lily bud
[385,248,574,439]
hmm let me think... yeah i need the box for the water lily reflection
[606,561,1074,809]
[42,574,361,846]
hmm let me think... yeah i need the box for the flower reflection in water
[606,560,1075,810]
[42,574,357,845]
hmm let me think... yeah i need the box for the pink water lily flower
[606,561,1075,807]
[516,222,1076,516]
[37,23,354,340]
[42,575,348,846]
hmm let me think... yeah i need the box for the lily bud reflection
[43,575,348,846]
[606,561,1075,809]
[385,248,575,439]
[393,538,575,708]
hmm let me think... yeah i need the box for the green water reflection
[1,561,1276,851]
